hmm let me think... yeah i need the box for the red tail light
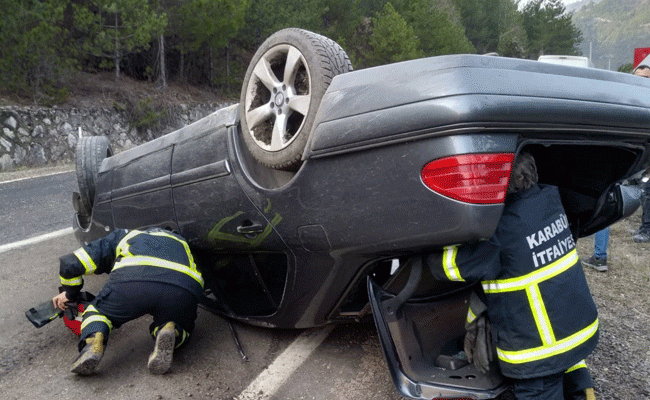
[421,153,515,204]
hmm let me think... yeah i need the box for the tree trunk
[180,49,185,83]
[159,34,167,89]
[226,43,230,92]
[114,12,120,79]
[209,47,213,85]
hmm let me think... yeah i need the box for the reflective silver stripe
[113,256,204,287]
[482,250,578,293]
[497,319,598,364]
[60,276,83,286]
[74,248,97,274]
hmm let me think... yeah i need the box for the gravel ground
[576,209,650,399]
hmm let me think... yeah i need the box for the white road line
[0,227,74,253]
[236,325,335,400]
[0,169,74,185]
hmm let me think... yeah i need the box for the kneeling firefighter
[426,152,598,399]
[52,228,204,375]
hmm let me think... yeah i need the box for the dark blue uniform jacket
[427,184,599,379]
[59,228,204,301]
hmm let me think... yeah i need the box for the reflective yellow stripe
[81,315,113,331]
[115,230,140,259]
[81,305,113,331]
[497,319,598,364]
[113,230,203,287]
[176,330,188,348]
[60,276,83,286]
[526,284,555,345]
[74,248,97,274]
[482,249,578,293]
[467,307,477,324]
[565,360,587,373]
[482,250,579,355]
[113,256,204,287]
[442,246,465,282]
[148,231,199,273]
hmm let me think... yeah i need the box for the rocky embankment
[0,103,227,172]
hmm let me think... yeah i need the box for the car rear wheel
[239,28,353,171]
[75,136,113,216]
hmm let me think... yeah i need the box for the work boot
[633,231,650,243]
[148,321,176,374]
[71,332,104,375]
[586,387,596,400]
[582,256,608,272]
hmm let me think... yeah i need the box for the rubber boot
[148,321,176,374]
[71,332,105,375]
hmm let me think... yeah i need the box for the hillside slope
[572,0,650,70]
[0,71,229,109]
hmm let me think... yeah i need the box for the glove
[463,292,493,374]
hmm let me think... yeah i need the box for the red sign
[634,47,650,68]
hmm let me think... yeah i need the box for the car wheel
[75,136,113,216]
[239,28,353,170]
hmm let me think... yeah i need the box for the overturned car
[72,29,649,399]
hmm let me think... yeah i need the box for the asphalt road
[0,170,403,400]
[0,170,77,246]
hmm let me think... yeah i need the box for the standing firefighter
[52,228,203,375]
[426,152,598,399]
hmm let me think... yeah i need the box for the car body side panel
[171,118,287,253]
[110,146,176,231]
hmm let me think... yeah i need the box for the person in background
[632,63,650,243]
[52,228,203,375]
[582,228,609,272]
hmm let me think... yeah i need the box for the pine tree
[0,0,71,100]
[368,2,422,66]
[72,0,167,79]
[522,0,582,58]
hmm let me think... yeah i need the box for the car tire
[239,28,353,170]
[75,136,113,216]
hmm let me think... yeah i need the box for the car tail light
[421,153,515,204]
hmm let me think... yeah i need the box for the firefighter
[52,228,203,376]
[426,152,598,399]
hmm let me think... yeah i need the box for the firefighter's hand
[53,292,70,311]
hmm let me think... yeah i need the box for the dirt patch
[576,209,650,399]
[0,71,234,109]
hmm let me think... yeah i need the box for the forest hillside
[571,0,650,70]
